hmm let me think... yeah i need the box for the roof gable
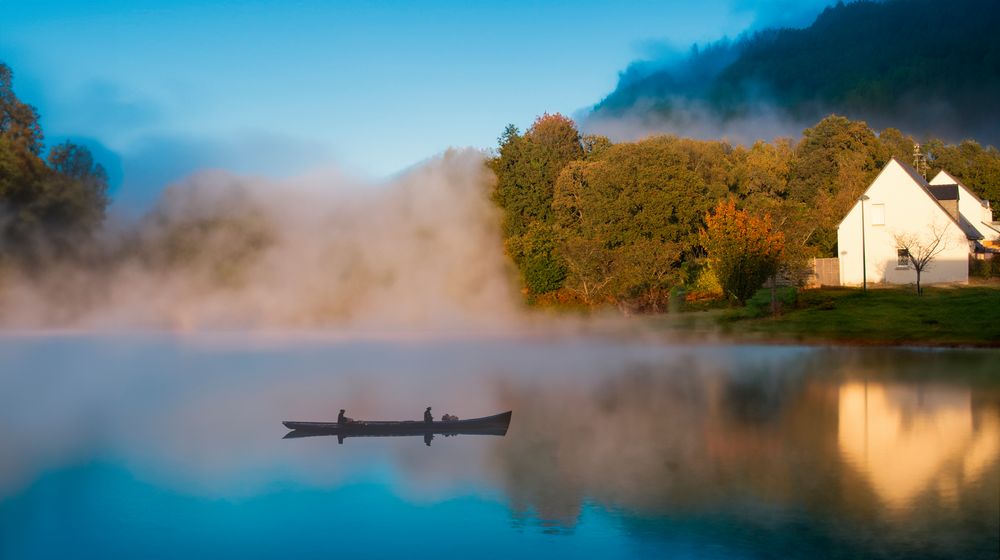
[929,169,956,185]
[931,169,988,207]
[837,157,981,240]
[894,156,930,187]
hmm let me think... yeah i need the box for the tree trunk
[916,271,922,295]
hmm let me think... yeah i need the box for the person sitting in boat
[338,409,354,424]
[424,407,433,423]
[441,413,459,421]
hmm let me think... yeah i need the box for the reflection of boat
[282,411,512,444]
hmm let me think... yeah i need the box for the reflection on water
[839,382,1000,511]
[0,335,997,559]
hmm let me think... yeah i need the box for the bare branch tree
[893,224,950,295]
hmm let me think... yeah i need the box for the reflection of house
[838,382,1000,510]
[836,158,999,286]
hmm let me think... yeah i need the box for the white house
[928,169,1000,246]
[836,157,997,287]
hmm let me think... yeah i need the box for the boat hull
[282,411,512,438]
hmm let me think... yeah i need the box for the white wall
[838,160,969,286]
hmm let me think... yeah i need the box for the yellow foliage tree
[701,200,785,305]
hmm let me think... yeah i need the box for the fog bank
[0,149,522,330]
[581,96,808,145]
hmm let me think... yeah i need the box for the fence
[810,257,840,287]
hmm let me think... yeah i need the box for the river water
[0,334,997,559]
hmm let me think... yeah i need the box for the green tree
[878,127,917,163]
[0,63,43,156]
[552,136,730,310]
[489,114,583,295]
[581,134,612,160]
[44,142,109,237]
[0,62,109,265]
[789,115,885,255]
[737,139,792,202]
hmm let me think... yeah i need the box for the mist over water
[0,149,522,331]
[0,336,997,558]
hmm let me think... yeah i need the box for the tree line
[490,113,1000,309]
[1,62,109,269]
[3,59,999,311]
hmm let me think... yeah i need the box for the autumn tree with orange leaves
[701,200,785,305]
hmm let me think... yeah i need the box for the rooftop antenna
[912,143,928,178]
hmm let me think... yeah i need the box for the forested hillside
[594,0,1000,144]
[491,114,1000,309]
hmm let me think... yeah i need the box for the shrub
[701,200,785,305]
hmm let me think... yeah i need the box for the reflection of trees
[495,369,716,525]
[489,355,1000,556]
[493,365,836,525]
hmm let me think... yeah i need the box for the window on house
[897,248,910,268]
[871,203,885,225]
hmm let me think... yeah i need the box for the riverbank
[646,285,1000,348]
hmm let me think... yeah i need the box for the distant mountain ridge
[592,0,1000,144]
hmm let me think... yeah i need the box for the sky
[1,0,836,210]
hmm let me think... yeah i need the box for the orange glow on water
[838,381,1000,510]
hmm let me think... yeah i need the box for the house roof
[957,214,985,240]
[890,157,985,240]
[927,184,959,201]
[838,157,982,240]
[895,156,931,187]
[934,169,1000,240]
[931,170,998,238]
[933,170,989,208]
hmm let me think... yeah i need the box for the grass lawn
[716,286,1000,346]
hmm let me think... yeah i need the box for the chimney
[927,184,960,222]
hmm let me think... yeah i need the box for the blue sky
[1,0,834,209]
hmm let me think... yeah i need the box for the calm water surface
[0,334,997,559]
